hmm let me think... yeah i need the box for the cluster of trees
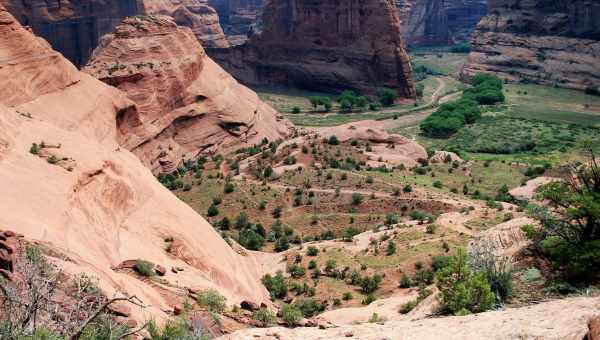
[309,96,333,112]
[420,73,504,138]
[337,90,371,112]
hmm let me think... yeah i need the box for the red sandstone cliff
[0,4,274,323]
[208,0,416,99]
[83,15,293,174]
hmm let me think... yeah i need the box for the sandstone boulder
[84,15,293,174]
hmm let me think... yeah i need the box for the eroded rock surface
[0,5,273,323]
[208,0,416,98]
[463,0,600,89]
[84,15,292,174]
[209,0,264,45]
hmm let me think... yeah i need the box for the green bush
[293,298,325,317]
[287,264,306,278]
[262,272,287,300]
[135,260,155,277]
[223,182,235,193]
[307,246,319,256]
[281,304,303,326]
[351,192,363,205]
[436,248,495,315]
[292,106,301,114]
[378,88,397,106]
[198,289,227,313]
[238,227,265,250]
[584,85,600,96]
[415,83,425,98]
[327,135,340,145]
[252,309,276,326]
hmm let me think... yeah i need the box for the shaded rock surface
[209,0,264,45]
[394,0,486,46]
[0,0,142,66]
[463,0,600,90]
[84,15,292,174]
[208,0,416,99]
[0,5,273,324]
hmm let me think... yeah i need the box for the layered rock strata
[463,0,600,89]
[208,0,416,99]
[0,5,272,323]
[209,0,264,45]
[84,15,293,174]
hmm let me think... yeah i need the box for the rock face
[463,0,600,90]
[0,5,272,323]
[84,15,292,174]
[394,0,486,46]
[143,0,230,48]
[0,0,142,67]
[222,297,600,340]
[209,0,264,45]
[208,0,416,99]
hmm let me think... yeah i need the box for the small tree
[386,241,397,255]
[378,88,397,106]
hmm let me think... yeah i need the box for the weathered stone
[463,0,600,90]
[589,316,600,340]
[208,0,416,99]
[107,302,132,317]
[241,300,259,311]
[155,264,167,276]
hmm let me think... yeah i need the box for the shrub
[385,213,399,226]
[415,83,425,98]
[361,274,383,294]
[584,85,600,96]
[293,298,325,317]
[281,304,303,326]
[342,292,353,300]
[292,106,301,114]
[252,309,276,326]
[328,135,340,145]
[287,264,306,278]
[399,275,413,288]
[29,143,40,155]
[135,260,155,277]
[432,255,452,271]
[351,192,363,205]
[198,289,227,313]
[378,88,397,106]
[403,184,413,193]
[238,228,265,250]
[362,293,376,305]
[234,212,249,229]
[433,180,443,189]
[436,248,495,315]
[223,182,235,193]
[262,272,287,299]
[307,246,319,256]
[426,224,438,234]
[386,241,397,256]
[308,260,317,269]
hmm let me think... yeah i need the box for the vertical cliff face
[463,0,600,89]
[209,0,264,45]
[0,0,141,67]
[393,0,486,47]
[84,15,293,174]
[208,0,416,99]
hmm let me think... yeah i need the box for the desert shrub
[262,272,287,300]
[351,192,363,205]
[287,264,306,278]
[584,85,600,96]
[274,235,290,252]
[414,269,435,285]
[403,184,413,193]
[307,246,319,256]
[378,88,397,106]
[343,227,361,241]
[432,255,452,271]
[426,224,438,234]
[293,298,325,317]
[135,260,155,277]
[327,135,340,145]
[436,248,495,315]
[238,227,265,250]
[399,275,413,288]
[223,182,235,193]
[386,241,397,255]
[308,260,317,269]
[415,83,425,98]
[410,210,436,223]
[281,304,303,326]
[342,292,353,301]
[360,274,383,294]
[292,106,301,114]
[433,180,443,189]
[252,309,276,326]
[197,289,226,313]
[146,317,209,340]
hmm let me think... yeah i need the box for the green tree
[378,88,397,106]
[436,248,495,315]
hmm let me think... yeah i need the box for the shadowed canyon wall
[463,0,600,89]
[209,0,264,45]
[208,0,416,99]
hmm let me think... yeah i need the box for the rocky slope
[222,296,600,339]
[0,0,141,66]
[143,0,230,48]
[208,0,416,99]
[0,4,274,323]
[463,0,600,89]
[83,15,292,174]
[209,0,264,45]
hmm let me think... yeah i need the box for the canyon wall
[1,0,229,66]
[84,15,292,174]
[0,0,141,66]
[394,0,486,46]
[0,4,273,324]
[209,0,264,45]
[463,0,600,89]
[208,0,416,99]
